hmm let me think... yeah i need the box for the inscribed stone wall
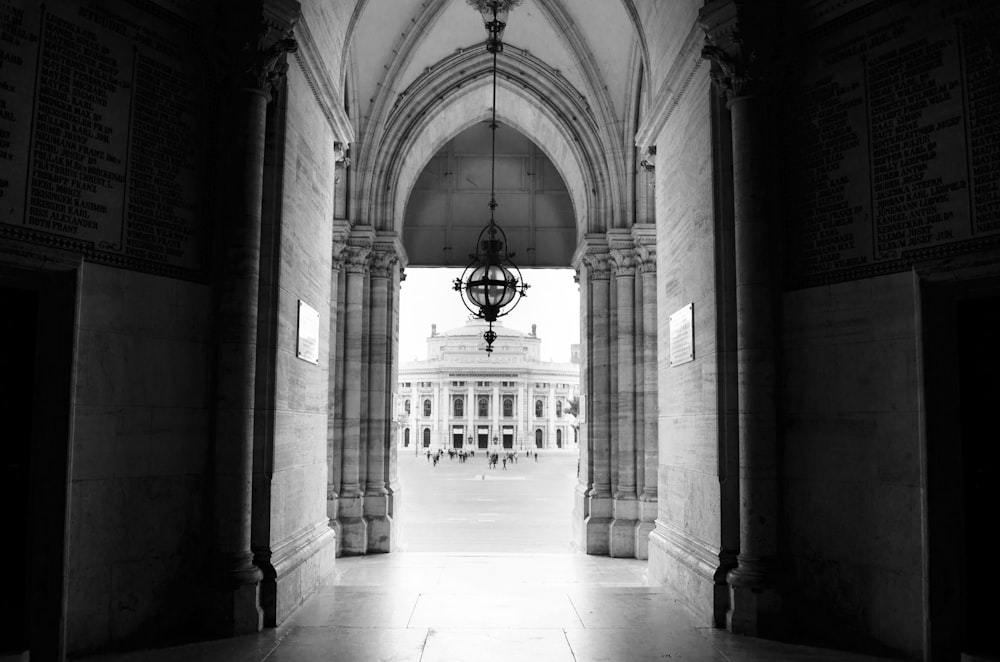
[648,69,721,624]
[781,272,923,655]
[0,0,209,281]
[784,0,1000,289]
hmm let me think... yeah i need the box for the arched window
[535,400,543,418]
[535,429,543,448]
[556,429,562,448]
[423,399,432,417]
[404,399,410,415]
[454,398,464,417]
[478,397,489,417]
[404,428,410,447]
[556,400,562,417]
[503,397,513,417]
[423,428,431,447]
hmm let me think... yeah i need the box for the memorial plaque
[669,303,694,367]
[0,0,209,281]
[784,0,1000,289]
[297,300,320,365]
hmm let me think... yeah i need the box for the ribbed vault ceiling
[338,0,649,266]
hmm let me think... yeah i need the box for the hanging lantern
[455,0,528,354]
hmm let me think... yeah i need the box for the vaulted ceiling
[307,0,689,266]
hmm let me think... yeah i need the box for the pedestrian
[502,457,507,470]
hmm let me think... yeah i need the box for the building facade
[397,321,579,452]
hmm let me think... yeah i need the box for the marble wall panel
[781,272,923,652]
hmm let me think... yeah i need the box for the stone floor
[75,451,905,661]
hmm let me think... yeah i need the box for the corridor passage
[78,552,901,661]
[77,451,901,661]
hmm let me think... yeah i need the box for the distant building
[397,320,579,452]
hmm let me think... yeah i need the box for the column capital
[698,0,777,101]
[609,246,637,277]
[344,244,371,274]
[633,225,657,274]
[331,220,351,271]
[369,248,398,279]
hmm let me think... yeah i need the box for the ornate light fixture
[454,0,529,354]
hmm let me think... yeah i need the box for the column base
[582,495,613,555]
[338,495,368,556]
[609,496,638,558]
[634,497,657,560]
[364,494,393,553]
[727,568,784,637]
[634,520,654,560]
[205,578,263,636]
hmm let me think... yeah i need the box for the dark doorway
[423,428,431,447]
[0,286,37,656]
[957,296,999,657]
[924,280,1000,661]
[0,268,76,661]
[453,432,464,448]
[478,431,488,449]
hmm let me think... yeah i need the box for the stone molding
[649,520,727,586]
[292,14,355,144]
[267,519,336,579]
[634,16,706,151]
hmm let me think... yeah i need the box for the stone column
[575,238,612,554]
[635,227,658,559]
[492,383,500,447]
[338,234,372,555]
[327,221,350,551]
[702,1,782,636]
[468,383,475,447]
[209,4,298,634]
[364,240,399,552]
[547,385,556,448]
[609,234,637,557]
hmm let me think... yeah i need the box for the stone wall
[253,62,337,625]
[69,265,213,652]
[647,66,722,625]
[781,257,923,655]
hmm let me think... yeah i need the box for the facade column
[702,0,782,636]
[635,226,658,559]
[492,383,500,448]
[327,221,350,554]
[609,232,637,557]
[364,236,401,552]
[338,231,373,554]
[468,383,475,448]
[573,237,612,554]
[573,269,591,528]
[516,381,526,449]
[208,3,298,634]
[547,385,556,448]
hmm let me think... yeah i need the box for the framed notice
[296,300,320,364]
[669,303,694,367]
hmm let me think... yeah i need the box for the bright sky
[399,268,579,363]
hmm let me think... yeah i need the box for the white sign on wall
[669,303,694,367]
[296,300,320,364]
